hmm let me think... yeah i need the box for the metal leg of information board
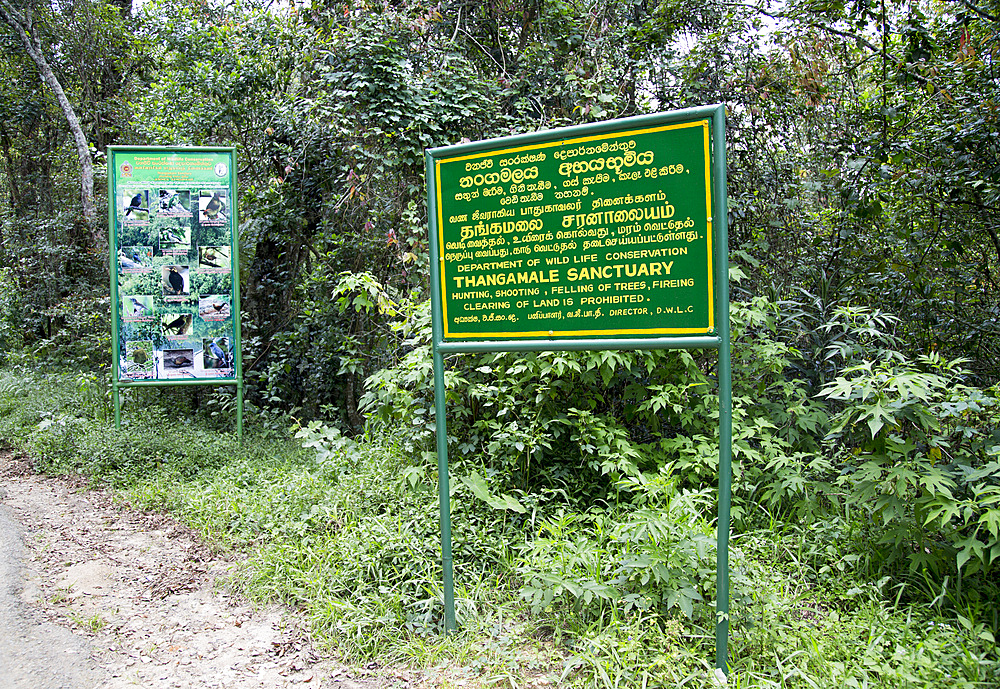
[113,383,122,430]
[716,335,733,672]
[236,380,244,440]
[714,102,733,674]
[432,346,456,632]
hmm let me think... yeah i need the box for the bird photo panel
[198,246,230,271]
[125,340,155,379]
[159,219,192,255]
[198,189,228,226]
[121,190,150,224]
[198,296,230,321]
[202,338,232,370]
[162,348,196,377]
[119,246,153,272]
[123,295,155,322]
[161,313,193,340]
[162,265,190,298]
[158,189,191,216]
[111,148,238,382]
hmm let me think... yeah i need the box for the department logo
[121,162,132,178]
[214,162,228,177]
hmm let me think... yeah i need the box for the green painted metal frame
[426,105,732,671]
[108,145,245,439]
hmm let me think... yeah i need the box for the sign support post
[426,105,730,668]
[713,103,733,671]
[428,243,457,631]
[432,349,456,632]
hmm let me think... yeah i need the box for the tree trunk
[0,122,23,214]
[344,370,364,432]
[0,0,98,241]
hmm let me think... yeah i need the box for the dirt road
[0,451,385,689]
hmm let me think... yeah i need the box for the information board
[108,147,240,383]
[432,118,715,341]
[426,106,733,672]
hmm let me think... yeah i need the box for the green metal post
[236,381,244,440]
[433,347,456,631]
[427,151,456,632]
[229,147,244,441]
[713,106,733,673]
[108,150,123,430]
[113,386,122,429]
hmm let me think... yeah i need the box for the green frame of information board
[426,105,733,671]
[107,146,244,437]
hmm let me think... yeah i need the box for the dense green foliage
[2,0,1000,685]
[1,368,998,686]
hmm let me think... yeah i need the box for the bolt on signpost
[108,147,244,438]
[426,105,732,671]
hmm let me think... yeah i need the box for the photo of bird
[128,296,150,317]
[160,228,185,245]
[166,354,193,368]
[124,192,145,217]
[202,338,231,370]
[199,246,230,269]
[168,268,184,293]
[210,339,230,367]
[160,189,193,214]
[119,247,151,270]
[159,189,177,211]
[201,191,227,220]
[198,297,230,318]
[163,348,195,369]
[125,341,155,375]
[119,252,143,270]
[164,266,188,295]
[162,314,192,336]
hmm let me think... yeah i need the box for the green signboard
[426,106,734,672]
[108,146,243,433]
[432,118,715,341]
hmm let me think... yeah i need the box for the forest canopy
[2,0,998,388]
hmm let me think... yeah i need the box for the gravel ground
[0,451,393,689]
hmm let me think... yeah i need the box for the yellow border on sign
[435,120,714,340]
[703,120,714,333]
